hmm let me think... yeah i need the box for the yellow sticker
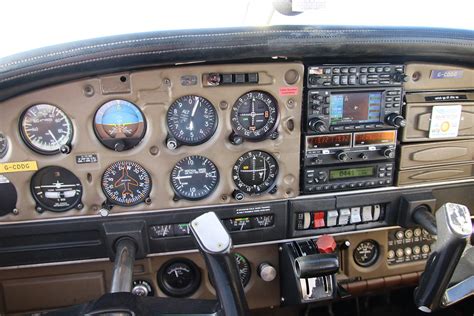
[0,161,38,173]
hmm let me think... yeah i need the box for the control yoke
[414,203,473,313]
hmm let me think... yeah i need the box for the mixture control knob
[383,148,395,159]
[316,235,337,254]
[385,113,406,128]
[308,118,327,133]
[257,262,277,282]
[337,151,349,162]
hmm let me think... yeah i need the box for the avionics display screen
[353,131,397,146]
[307,134,352,149]
[330,92,382,125]
[329,166,375,180]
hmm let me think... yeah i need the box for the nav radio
[302,64,406,194]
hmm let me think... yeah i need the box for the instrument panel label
[0,160,38,173]
[429,105,462,139]
[76,153,99,164]
[430,69,464,79]
[279,86,299,96]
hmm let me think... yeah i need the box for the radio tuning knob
[383,148,395,159]
[337,151,349,162]
[308,118,327,133]
[392,72,408,83]
[385,113,406,128]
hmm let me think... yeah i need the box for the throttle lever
[190,212,249,316]
[414,203,472,313]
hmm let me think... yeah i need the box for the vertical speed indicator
[170,155,219,201]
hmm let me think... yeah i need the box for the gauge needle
[188,97,199,130]
[48,130,60,147]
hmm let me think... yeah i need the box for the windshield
[1,0,473,58]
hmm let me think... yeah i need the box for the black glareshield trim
[0,26,473,102]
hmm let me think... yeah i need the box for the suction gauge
[94,100,146,151]
[353,240,379,267]
[30,166,83,212]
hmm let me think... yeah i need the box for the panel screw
[12,209,19,215]
[163,78,171,86]
[83,85,95,97]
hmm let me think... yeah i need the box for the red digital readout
[307,134,352,149]
[354,131,396,146]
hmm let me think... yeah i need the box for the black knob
[308,75,320,85]
[385,113,406,128]
[392,72,408,83]
[308,118,327,133]
[383,148,395,159]
[337,151,349,162]
[232,190,245,201]
[359,153,368,160]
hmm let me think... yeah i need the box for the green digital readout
[329,166,375,180]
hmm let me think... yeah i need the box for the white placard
[429,105,462,139]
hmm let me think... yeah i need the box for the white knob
[258,262,277,282]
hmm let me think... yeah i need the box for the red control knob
[316,235,337,254]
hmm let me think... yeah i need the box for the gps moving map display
[330,92,382,125]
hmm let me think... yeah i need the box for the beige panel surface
[404,63,474,91]
[402,102,474,142]
[0,244,279,314]
[2,272,105,313]
[397,163,474,185]
[0,63,303,222]
[399,140,474,170]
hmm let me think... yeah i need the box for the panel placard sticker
[429,105,462,139]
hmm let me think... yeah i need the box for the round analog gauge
[208,253,251,288]
[231,91,278,140]
[157,259,201,298]
[353,240,379,267]
[20,104,73,155]
[101,161,152,207]
[234,253,251,287]
[166,95,218,146]
[170,155,219,201]
[0,133,8,158]
[232,150,278,195]
[93,100,146,151]
[0,175,18,217]
[30,166,83,212]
